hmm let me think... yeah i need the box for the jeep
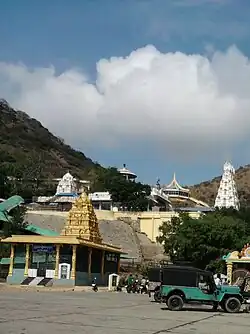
[160,265,244,313]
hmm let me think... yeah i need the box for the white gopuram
[56,172,77,195]
[214,161,240,210]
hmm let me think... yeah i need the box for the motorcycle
[131,280,140,294]
[91,278,98,292]
[126,284,132,293]
[140,284,148,294]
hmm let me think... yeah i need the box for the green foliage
[93,167,151,211]
[0,165,12,199]
[0,100,101,192]
[1,206,28,238]
[0,205,27,258]
[157,210,249,271]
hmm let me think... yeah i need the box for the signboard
[33,245,55,253]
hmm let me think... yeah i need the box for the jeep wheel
[224,297,241,313]
[167,295,184,311]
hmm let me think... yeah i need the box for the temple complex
[214,161,240,210]
[37,172,90,210]
[36,165,137,211]
[1,192,123,286]
[150,174,210,211]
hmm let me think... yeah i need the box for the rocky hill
[0,99,102,181]
[190,165,250,207]
[25,211,164,262]
[2,99,250,207]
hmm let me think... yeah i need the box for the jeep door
[193,273,217,301]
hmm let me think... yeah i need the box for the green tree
[0,165,13,199]
[0,206,27,258]
[157,212,248,271]
[1,206,28,238]
[93,167,151,211]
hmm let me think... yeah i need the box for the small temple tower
[56,172,77,195]
[61,192,103,243]
[214,161,240,210]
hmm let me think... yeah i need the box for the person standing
[214,274,222,286]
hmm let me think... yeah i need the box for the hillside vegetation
[0,99,102,181]
[0,100,150,209]
[1,99,250,207]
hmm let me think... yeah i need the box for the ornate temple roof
[214,161,239,210]
[61,192,103,243]
[56,172,77,196]
[163,173,189,193]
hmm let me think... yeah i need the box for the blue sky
[1,0,250,185]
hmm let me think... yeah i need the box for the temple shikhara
[214,161,240,210]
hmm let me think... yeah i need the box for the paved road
[0,289,249,333]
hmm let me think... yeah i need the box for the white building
[214,161,240,210]
[118,164,137,181]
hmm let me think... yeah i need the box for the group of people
[214,274,229,286]
[127,274,148,287]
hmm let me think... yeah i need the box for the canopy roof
[0,195,24,222]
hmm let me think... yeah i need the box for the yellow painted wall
[139,211,201,242]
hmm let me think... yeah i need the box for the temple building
[214,161,240,210]
[36,172,90,210]
[1,192,123,287]
[118,164,137,181]
[36,165,137,211]
[150,174,210,211]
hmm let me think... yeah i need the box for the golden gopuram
[1,192,123,287]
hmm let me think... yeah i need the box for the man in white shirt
[214,274,222,286]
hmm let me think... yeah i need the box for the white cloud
[0,45,250,159]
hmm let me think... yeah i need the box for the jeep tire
[167,295,184,311]
[224,297,241,313]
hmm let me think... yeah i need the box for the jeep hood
[220,285,240,293]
